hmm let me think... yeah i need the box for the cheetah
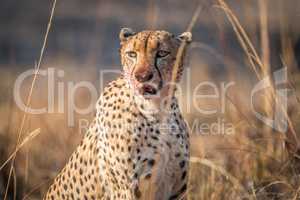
[44,28,192,200]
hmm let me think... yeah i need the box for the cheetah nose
[135,71,153,83]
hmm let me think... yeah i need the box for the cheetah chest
[93,79,189,199]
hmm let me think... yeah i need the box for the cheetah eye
[156,50,170,58]
[126,51,137,58]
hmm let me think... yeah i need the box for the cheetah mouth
[138,84,158,96]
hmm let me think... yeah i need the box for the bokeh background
[1,0,300,199]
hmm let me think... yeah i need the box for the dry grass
[1,0,300,199]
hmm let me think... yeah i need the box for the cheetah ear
[177,32,192,43]
[119,28,136,42]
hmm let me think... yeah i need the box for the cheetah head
[119,28,192,99]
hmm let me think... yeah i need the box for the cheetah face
[119,28,192,99]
